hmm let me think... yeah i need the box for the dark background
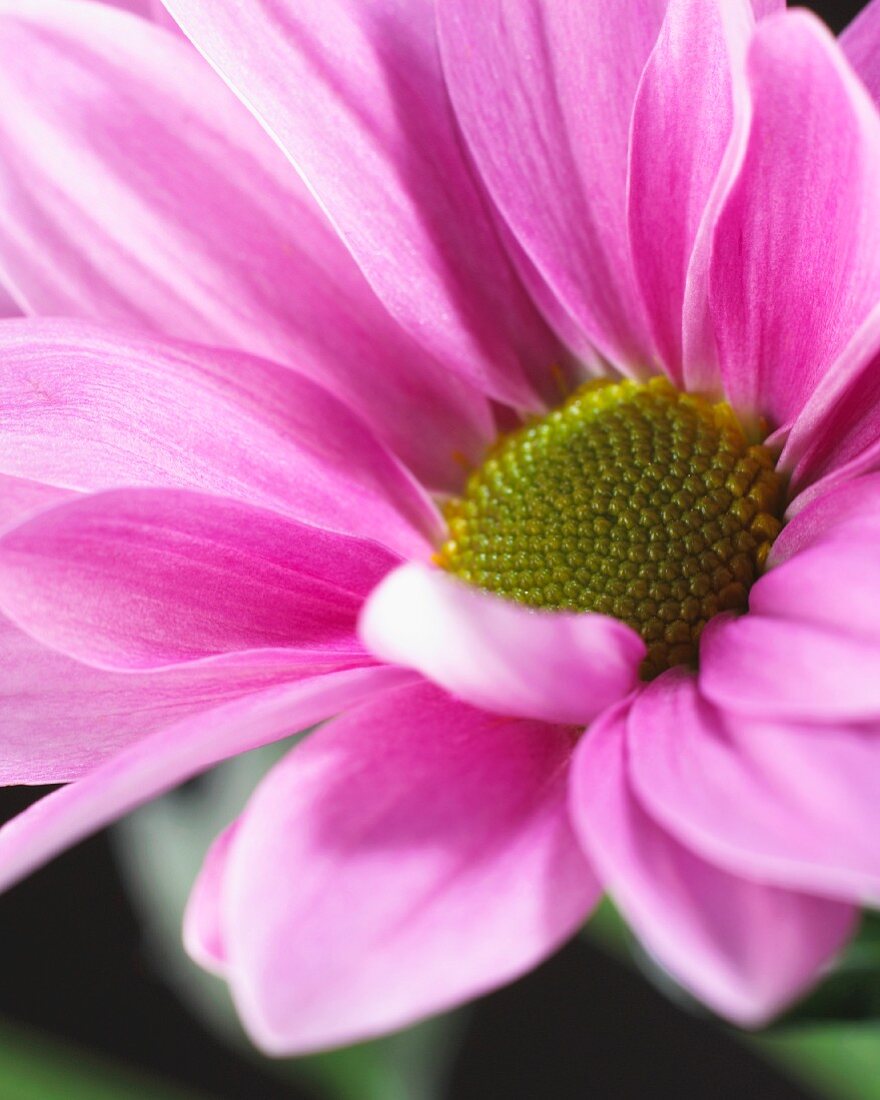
[0,2,866,1097]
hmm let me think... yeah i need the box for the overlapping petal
[841,0,880,104]
[0,320,441,557]
[710,10,880,427]
[0,489,398,670]
[359,563,644,725]
[771,472,880,563]
[184,821,239,975]
[208,682,596,1053]
[781,307,880,496]
[0,666,410,894]
[0,617,354,785]
[700,615,880,721]
[628,0,753,388]
[571,701,855,1026]
[161,0,558,408]
[438,0,664,372]
[0,0,491,488]
[628,671,880,905]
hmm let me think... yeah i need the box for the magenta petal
[710,10,880,426]
[211,682,597,1054]
[161,0,557,409]
[750,534,880,642]
[360,564,644,725]
[781,308,880,496]
[571,700,855,1026]
[0,2,491,489]
[0,320,441,557]
[628,0,753,387]
[0,665,410,893]
[438,0,664,373]
[700,614,880,721]
[184,821,239,976]
[0,489,398,670]
[771,472,880,564]
[629,671,880,905]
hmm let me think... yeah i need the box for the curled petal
[360,563,644,726]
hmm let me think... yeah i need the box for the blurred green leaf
[756,1024,880,1100]
[113,738,465,1100]
[0,1018,204,1100]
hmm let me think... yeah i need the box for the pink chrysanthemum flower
[2,0,880,1053]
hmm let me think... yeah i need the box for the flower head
[1,0,880,1053]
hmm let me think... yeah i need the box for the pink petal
[161,0,558,409]
[437,0,664,373]
[710,11,880,427]
[0,1,491,489]
[628,0,753,388]
[841,0,880,105]
[699,613,880,721]
[0,284,19,318]
[750,533,880,642]
[0,665,410,893]
[212,681,596,1054]
[0,319,441,558]
[629,670,880,905]
[0,616,351,785]
[570,699,855,1026]
[0,474,71,532]
[0,488,398,670]
[771,472,880,564]
[184,821,239,976]
[781,307,880,496]
[359,563,644,725]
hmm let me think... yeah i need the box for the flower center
[437,377,785,679]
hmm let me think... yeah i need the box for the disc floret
[437,377,784,679]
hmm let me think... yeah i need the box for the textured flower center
[438,377,785,679]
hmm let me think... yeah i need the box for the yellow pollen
[437,377,785,679]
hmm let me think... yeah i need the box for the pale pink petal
[770,472,880,564]
[0,616,353,785]
[629,670,880,906]
[699,614,880,721]
[0,489,398,670]
[571,700,855,1026]
[0,665,410,893]
[0,1,491,489]
[438,0,664,373]
[183,821,239,976]
[161,0,558,409]
[781,306,880,496]
[213,682,596,1054]
[710,11,880,427]
[750,0,784,15]
[0,284,19,318]
[841,0,880,104]
[0,474,72,532]
[0,320,441,557]
[359,563,644,725]
[628,0,753,387]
